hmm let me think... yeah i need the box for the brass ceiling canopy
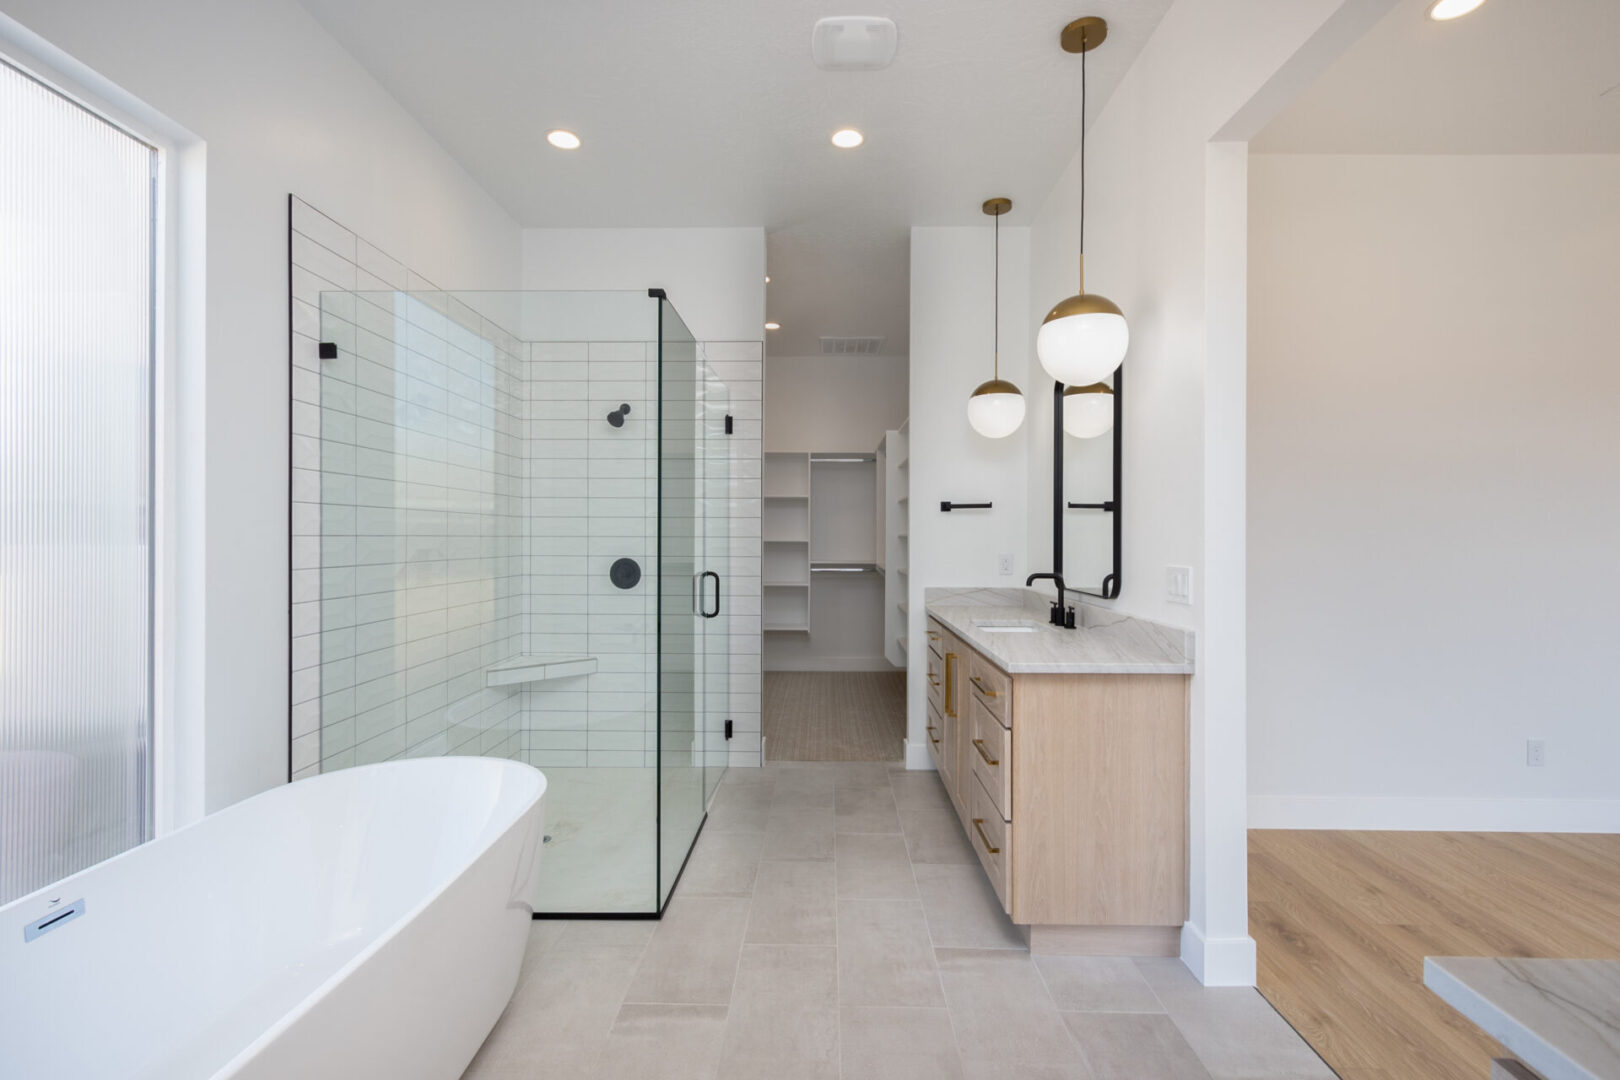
[1060,16,1108,54]
[982,197,1012,216]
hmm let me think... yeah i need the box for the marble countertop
[1425,957,1620,1080]
[924,587,1194,675]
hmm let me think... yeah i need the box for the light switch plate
[998,553,1015,576]
[1166,565,1193,605]
[1527,739,1546,767]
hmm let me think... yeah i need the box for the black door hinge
[724,720,734,740]
[724,414,734,435]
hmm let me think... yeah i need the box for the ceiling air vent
[811,17,898,71]
[820,336,886,356]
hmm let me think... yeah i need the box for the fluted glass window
[0,57,157,906]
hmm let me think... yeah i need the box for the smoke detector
[811,17,898,71]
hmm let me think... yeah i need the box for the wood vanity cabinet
[925,616,1189,955]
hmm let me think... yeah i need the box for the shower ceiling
[295,0,1170,357]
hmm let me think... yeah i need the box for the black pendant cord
[1079,33,1086,282]
[992,207,1000,378]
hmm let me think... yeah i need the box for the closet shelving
[883,421,910,666]
[763,452,812,632]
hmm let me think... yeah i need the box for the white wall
[1,0,523,820]
[905,226,1032,763]
[1248,153,1620,831]
[1019,0,1393,984]
[763,355,909,453]
[521,227,766,344]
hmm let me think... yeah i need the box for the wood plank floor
[762,671,905,762]
[1250,830,1620,1080]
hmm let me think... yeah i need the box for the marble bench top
[924,587,1195,675]
[1425,956,1620,1080]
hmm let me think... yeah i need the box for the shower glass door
[701,353,730,806]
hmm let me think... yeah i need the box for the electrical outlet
[1166,565,1193,605]
[1526,739,1546,767]
[998,553,1015,576]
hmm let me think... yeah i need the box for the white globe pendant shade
[1036,292,1129,386]
[967,379,1026,438]
[1062,383,1115,439]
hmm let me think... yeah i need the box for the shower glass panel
[701,356,731,808]
[310,288,727,916]
[657,298,702,906]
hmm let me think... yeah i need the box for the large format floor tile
[936,948,1089,1067]
[462,761,1331,1080]
[624,894,751,1005]
[837,898,948,1007]
[745,859,838,945]
[914,861,1026,948]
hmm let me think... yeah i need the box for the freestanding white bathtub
[0,756,546,1080]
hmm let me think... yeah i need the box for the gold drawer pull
[928,675,940,687]
[927,725,940,745]
[972,818,1000,855]
[972,738,999,766]
[969,675,998,698]
[927,631,941,641]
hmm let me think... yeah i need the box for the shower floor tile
[533,767,657,913]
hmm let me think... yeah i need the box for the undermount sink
[973,621,1040,634]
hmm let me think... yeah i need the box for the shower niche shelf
[484,654,598,688]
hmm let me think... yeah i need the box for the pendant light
[1062,382,1114,438]
[967,196,1026,438]
[1036,17,1129,387]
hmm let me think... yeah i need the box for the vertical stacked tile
[289,197,526,780]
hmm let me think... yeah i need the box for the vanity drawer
[926,619,945,659]
[970,773,1012,913]
[926,648,944,715]
[967,651,1012,725]
[968,695,1011,822]
[925,699,944,768]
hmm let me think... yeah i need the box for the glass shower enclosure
[309,287,728,915]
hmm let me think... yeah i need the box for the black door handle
[702,570,720,619]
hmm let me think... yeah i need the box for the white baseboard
[1180,922,1257,987]
[1249,795,1620,833]
[903,739,935,771]
[764,656,898,673]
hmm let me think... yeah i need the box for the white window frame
[0,15,207,835]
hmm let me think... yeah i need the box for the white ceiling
[296,0,1171,356]
[1254,0,1620,154]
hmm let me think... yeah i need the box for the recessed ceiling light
[764,276,771,283]
[546,129,581,150]
[831,128,864,149]
[765,322,781,331]
[1428,0,1484,20]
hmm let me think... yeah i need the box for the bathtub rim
[2,756,547,1080]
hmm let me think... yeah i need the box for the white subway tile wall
[523,340,659,768]
[289,198,764,777]
[290,198,526,779]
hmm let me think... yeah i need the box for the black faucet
[1025,572,1074,628]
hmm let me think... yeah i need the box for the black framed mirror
[1050,366,1122,599]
